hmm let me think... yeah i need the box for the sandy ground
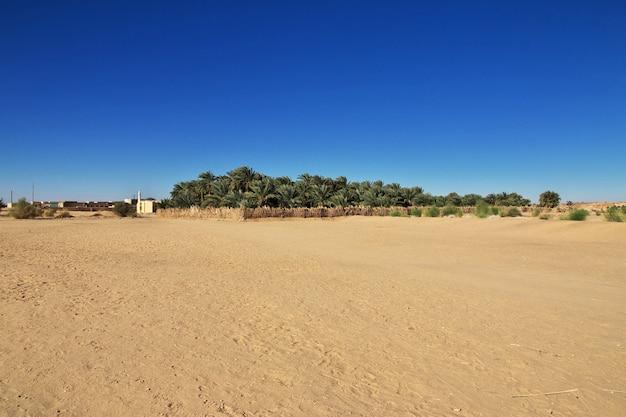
[0,215,625,417]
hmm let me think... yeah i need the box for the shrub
[605,206,624,222]
[410,208,422,217]
[531,207,541,217]
[539,190,561,208]
[474,199,492,218]
[8,198,41,219]
[56,210,72,218]
[43,207,57,217]
[491,207,499,216]
[442,205,461,217]
[424,206,440,217]
[507,207,522,217]
[539,214,550,220]
[565,209,589,221]
[113,202,137,218]
[390,210,402,217]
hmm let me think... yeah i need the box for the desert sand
[1,215,625,416]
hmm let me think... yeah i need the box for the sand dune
[1,215,625,416]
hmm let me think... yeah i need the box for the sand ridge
[1,216,625,416]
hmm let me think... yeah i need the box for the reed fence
[157,206,415,220]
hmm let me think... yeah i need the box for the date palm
[276,184,298,208]
[228,166,257,193]
[249,176,276,207]
[311,183,332,207]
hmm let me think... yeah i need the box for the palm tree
[228,166,257,193]
[204,178,230,207]
[249,176,276,207]
[401,186,422,207]
[222,190,246,208]
[296,173,314,207]
[274,176,293,186]
[174,191,199,208]
[329,189,350,208]
[332,176,348,192]
[197,171,217,204]
[276,184,299,208]
[363,184,384,208]
[384,183,402,206]
[311,183,332,207]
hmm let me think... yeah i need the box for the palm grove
[161,166,558,210]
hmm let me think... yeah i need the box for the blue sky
[1,1,625,203]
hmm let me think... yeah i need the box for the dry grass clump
[43,208,57,217]
[55,210,72,218]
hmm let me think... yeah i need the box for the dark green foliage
[390,210,402,217]
[410,208,422,217]
[166,166,532,211]
[157,198,173,209]
[8,198,40,219]
[565,209,589,221]
[113,202,137,217]
[539,190,561,208]
[461,193,482,207]
[424,206,440,217]
[484,192,530,206]
[445,192,462,207]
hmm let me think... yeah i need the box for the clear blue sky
[1,1,625,203]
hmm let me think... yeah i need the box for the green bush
[442,205,461,217]
[605,206,624,222]
[531,207,541,217]
[491,207,499,215]
[474,199,492,218]
[113,202,137,218]
[539,190,561,208]
[8,198,41,219]
[390,210,402,217]
[507,207,522,217]
[410,208,422,217]
[539,214,550,220]
[565,209,589,221]
[424,206,440,217]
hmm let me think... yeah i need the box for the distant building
[136,191,157,214]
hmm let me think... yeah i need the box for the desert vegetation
[164,166,532,211]
[563,208,589,221]
[112,202,137,218]
[539,190,561,208]
[8,198,41,219]
[605,206,626,222]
